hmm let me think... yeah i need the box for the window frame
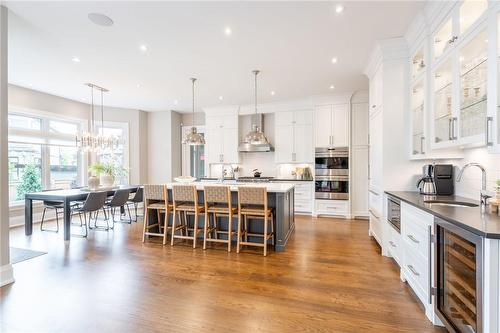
[8,106,88,207]
[95,120,130,185]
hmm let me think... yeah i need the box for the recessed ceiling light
[329,85,335,90]
[174,99,179,105]
[219,96,224,101]
[335,4,344,14]
[331,57,338,64]
[270,91,275,96]
[88,13,114,27]
[136,84,141,88]
[72,57,81,63]
[28,83,33,87]
[139,44,148,52]
[224,27,232,36]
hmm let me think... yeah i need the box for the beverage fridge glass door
[435,218,483,333]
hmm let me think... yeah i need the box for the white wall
[147,110,182,183]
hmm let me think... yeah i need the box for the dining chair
[71,191,108,237]
[104,189,132,226]
[126,187,144,222]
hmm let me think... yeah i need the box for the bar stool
[171,185,205,248]
[203,185,237,252]
[237,186,275,256]
[142,185,173,243]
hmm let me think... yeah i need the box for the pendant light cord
[101,88,104,135]
[191,78,196,126]
[253,70,259,114]
[91,85,94,134]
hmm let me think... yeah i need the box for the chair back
[131,187,144,203]
[81,191,108,212]
[237,186,267,210]
[204,186,231,204]
[144,185,166,201]
[172,185,197,207]
[109,189,130,207]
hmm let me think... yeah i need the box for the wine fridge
[435,217,483,333]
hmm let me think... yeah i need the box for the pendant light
[239,70,272,150]
[183,77,205,145]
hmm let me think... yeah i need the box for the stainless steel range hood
[238,113,274,152]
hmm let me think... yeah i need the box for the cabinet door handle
[452,117,458,140]
[428,225,433,304]
[407,234,420,244]
[368,189,379,196]
[407,265,420,277]
[389,240,396,248]
[420,136,425,154]
[448,118,453,140]
[486,116,493,146]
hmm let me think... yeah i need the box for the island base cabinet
[385,223,402,266]
[368,208,383,250]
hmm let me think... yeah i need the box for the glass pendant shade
[244,125,268,145]
[183,77,205,145]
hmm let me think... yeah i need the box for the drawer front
[404,245,429,305]
[369,210,383,246]
[316,200,348,214]
[369,189,382,212]
[295,199,312,212]
[386,221,401,264]
[295,183,313,192]
[401,208,431,261]
[295,189,312,201]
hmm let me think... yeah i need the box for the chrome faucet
[456,163,491,207]
[218,164,234,183]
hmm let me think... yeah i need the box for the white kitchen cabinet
[351,146,368,217]
[490,7,500,152]
[274,110,313,163]
[315,199,349,217]
[273,181,313,214]
[411,79,426,156]
[314,104,349,148]
[369,109,383,190]
[206,114,239,164]
[351,102,369,146]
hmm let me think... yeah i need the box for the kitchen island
[147,182,295,252]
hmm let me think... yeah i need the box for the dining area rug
[10,247,47,264]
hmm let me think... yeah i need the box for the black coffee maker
[417,164,454,195]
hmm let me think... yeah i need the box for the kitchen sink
[423,200,478,208]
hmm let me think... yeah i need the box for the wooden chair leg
[264,215,268,257]
[244,215,248,242]
[213,213,218,239]
[236,213,242,253]
[203,210,209,250]
[162,210,169,245]
[193,211,199,249]
[271,213,275,245]
[157,210,162,232]
[142,207,149,243]
[227,212,232,252]
[171,208,177,246]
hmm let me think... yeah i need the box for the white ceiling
[5,1,423,112]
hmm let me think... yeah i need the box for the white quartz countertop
[164,181,295,193]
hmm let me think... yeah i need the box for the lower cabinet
[368,207,383,247]
[385,222,402,266]
[294,182,313,214]
[315,199,349,217]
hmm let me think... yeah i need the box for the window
[96,122,129,185]
[8,110,85,205]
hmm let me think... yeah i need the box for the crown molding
[364,37,408,79]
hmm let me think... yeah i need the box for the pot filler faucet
[456,163,491,207]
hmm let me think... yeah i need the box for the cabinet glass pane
[459,0,487,35]
[459,30,487,139]
[434,18,453,59]
[434,59,453,143]
[412,47,425,79]
[411,80,424,154]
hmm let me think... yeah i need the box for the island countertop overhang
[163,181,295,193]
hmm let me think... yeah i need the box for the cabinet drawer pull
[407,234,420,244]
[407,265,420,277]
[368,189,379,196]
[448,118,453,140]
[389,240,396,248]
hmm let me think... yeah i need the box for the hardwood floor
[1,215,445,333]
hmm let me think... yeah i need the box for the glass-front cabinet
[411,80,425,156]
[412,47,425,80]
[458,30,488,143]
[433,58,455,146]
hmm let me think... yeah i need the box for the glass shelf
[412,47,425,80]
[459,0,487,35]
[411,80,425,154]
[434,57,453,144]
[434,18,453,60]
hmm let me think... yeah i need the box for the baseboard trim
[0,263,14,287]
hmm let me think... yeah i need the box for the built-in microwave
[315,147,348,176]
[386,195,401,233]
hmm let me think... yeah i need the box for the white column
[0,4,14,287]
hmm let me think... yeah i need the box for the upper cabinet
[314,104,349,148]
[411,79,425,156]
[205,114,239,164]
[275,110,313,163]
[432,0,488,61]
[411,46,426,81]
[432,57,455,147]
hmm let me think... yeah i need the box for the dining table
[24,185,139,242]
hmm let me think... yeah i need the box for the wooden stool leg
[244,215,248,242]
[193,211,199,248]
[142,207,149,243]
[271,213,275,245]
[162,210,169,245]
[214,213,218,239]
[227,212,232,252]
[236,213,242,253]
[157,210,162,232]
[203,210,209,250]
[170,209,177,246]
[263,215,268,257]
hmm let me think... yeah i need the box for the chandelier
[183,77,205,145]
[76,83,120,152]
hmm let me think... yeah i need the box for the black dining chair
[71,191,108,237]
[40,188,80,232]
[126,187,143,222]
[105,189,132,226]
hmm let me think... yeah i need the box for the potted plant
[88,162,105,189]
[90,161,128,188]
[496,179,500,200]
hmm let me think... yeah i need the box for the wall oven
[315,147,349,176]
[315,175,348,200]
[434,217,483,333]
[386,195,401,233]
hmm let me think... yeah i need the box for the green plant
[89,161,128,178]
[496,179,500,191]
[16,164,42,200]
[89,162,106,176]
